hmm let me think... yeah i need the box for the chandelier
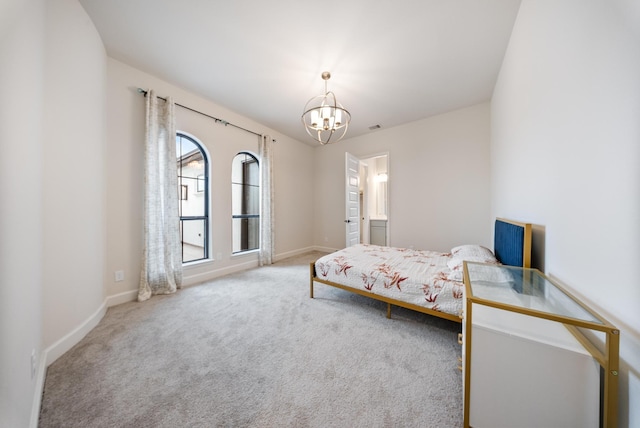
[301,71,351,145]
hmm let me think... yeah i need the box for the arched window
[232,152,259,253]
[177,133,209,263]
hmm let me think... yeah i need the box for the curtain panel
[259,135,274,266]
[138,90,183,301]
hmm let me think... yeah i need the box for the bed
[309,218,532,323]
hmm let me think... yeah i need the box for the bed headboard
[494,218,532,268]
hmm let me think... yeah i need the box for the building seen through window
[177,133,209,263]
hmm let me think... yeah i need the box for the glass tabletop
[464,262,603,325]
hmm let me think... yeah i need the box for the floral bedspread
[314,244,464,316]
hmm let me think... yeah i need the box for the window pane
[231,152,259,254]
[231,183,259,216]
[180,218,206,262]
[244,158,259,186]
[232,217,259,253]
[180,175,206,217]
[177,136,199,162]
[231,182,243,216]
[243,184,259,215]
[177,133,209,264]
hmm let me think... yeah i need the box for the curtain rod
[137,88,267,139]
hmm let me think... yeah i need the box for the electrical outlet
[115,270,124,282]
[31,349,36,379]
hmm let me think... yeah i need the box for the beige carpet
[39,251,463,427]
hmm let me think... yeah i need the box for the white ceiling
[79,0,522,145]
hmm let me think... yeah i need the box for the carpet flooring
[39,251,463,427]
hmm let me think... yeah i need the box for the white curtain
[259,135,274,266]
[138,90,183,301]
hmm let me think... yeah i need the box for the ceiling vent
[368,124,382,131]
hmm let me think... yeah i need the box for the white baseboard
[182,259,259,287]
[274,246,316,261]
[311,245,338,254]
[44,302,107,366]
[30,351,47,428]
[31,299,108,428]
[32,288,139,425]
[106,289,138,307]
[44,290,138,367]
[275,245,337,258]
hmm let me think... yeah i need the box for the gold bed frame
[309,218,532,323]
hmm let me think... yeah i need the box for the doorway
[345,152,389,247]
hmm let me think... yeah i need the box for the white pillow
[450,244,495,260]
[446,245,499,282]
[447,255,497,273]
[446,257,501,282]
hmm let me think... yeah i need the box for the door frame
[345,151,389,247]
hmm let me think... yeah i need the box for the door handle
[344,219,351,223]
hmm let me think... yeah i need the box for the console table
[461,262,619,428]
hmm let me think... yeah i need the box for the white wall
[491,1,640,425]
[0,1,45,426]
[42,0,107,360]
[105,58,316,295]
[314,103,492,253]
[0,0,107,425]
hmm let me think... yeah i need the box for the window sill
[231,249,259,258]
[183,258,213,268]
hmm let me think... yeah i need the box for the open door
[345,152,360,247]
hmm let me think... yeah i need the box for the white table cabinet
[462,262,619,428]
